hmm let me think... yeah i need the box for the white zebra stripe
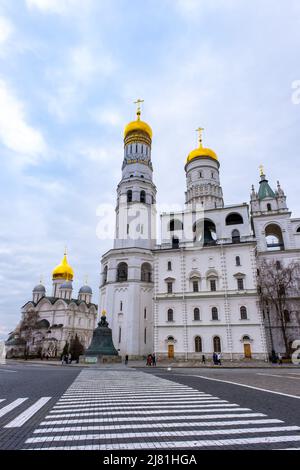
[46,407,251,419]
[26,435,300,450]
[53,399,225,409]
[25,426,300,444]
[33,419,283,434]
[0,398,28,418]
[40,411,260,425]
[49,403,238,414]
[4,397,52,428]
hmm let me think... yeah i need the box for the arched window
[140,191,146,203]
[127,190,132,203]
[169,219,184,231]
[213,336,221,352]
[232,229,240,244]
[195,336,202,352]
[265,224,284,251]
[116,262,128,282]
[172,236,179,249]
[240,306,247,320]
[194,308,200,321]
[141,262,152,282]
[226,213,244,225]
[193,219,217,245]
[267,203,272,211]
[212,307,218,320]
[236,256,241,266]
[242,335,250,342]
[297,226,300,233]
[167,261,172,271]
[144,327,147,344]
[103,265,108,284]
[167,309,174,322]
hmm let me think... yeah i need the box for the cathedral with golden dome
[100,101,300,361]
[5,252,97,359]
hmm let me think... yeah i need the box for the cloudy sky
[0,0,300,339]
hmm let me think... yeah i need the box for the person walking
[125,354,128,365]
[278,352,283,365]
[217,352,222,366]
[152,354,156,366]
[68,353,72,364]
[146,354,152,366]
[212,352,217,365]
[201,354,206,365]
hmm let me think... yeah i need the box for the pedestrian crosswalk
[0,396,51,428]
[20,369,300,450]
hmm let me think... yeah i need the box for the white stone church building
[6,252,97,358]
[100,105,300,361]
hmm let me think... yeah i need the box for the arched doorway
[167,336,175,359]
[242,335,252,358]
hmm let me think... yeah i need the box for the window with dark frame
[193,281,199,292]
[210,279,216,291]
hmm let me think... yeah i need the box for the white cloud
[0,16,13,44]
[91,108,123,127]
[174,0,236,19]
[26,0,93,15]
[70,45,116,83]
[0,80,46,163]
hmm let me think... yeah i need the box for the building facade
[251,171,300,355]
[6,252,97,358]
[100,107,298,361]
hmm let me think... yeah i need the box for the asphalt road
[143,367,300,436]
[0,363,80,450]
[0,363,299,450]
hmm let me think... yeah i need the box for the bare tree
[257,258,300,357]
[19,310,40,358]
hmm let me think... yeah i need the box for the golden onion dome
[52,252,74,281]
[124,99,152,140]
[186,127,218,164]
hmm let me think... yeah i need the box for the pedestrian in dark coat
[152,354,156,366]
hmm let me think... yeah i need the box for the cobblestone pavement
[10,368,299,450]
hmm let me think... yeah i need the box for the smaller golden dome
[124,99,152,140]
[52,252,74,281]
[187,147,218,163]
[186,127,218,164]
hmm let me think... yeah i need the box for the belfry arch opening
[116,262,128,282]
[193,219,217,245]
[265,224,284,251]
[141,262,152,282]
[226,213,244,225]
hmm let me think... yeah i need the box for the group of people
[212,352,222,365]
[61,353,72,365]
[146,354,156,366]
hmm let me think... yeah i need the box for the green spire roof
[258,175,275,200]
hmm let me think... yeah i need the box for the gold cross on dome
[196,127,204,147]
[134,99,144,119]
[259,164,265,176]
